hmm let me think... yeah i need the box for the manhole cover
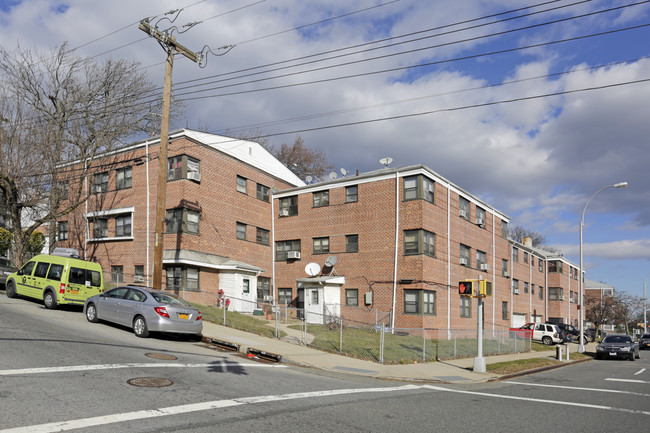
[127,377,174,387]
[145,353,178,360]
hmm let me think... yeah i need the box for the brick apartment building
[55,129,581,330]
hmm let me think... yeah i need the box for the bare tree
[0,43,162,265]
[508,225,559,253]
[585,293,617,333]
[612,292,644,335]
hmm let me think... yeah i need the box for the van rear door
[67,266,102,304]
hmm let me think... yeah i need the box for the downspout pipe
[391,171,399,331]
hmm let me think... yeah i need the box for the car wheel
[133,316,149,338]
[5,281,16,298]
[43,291,57,309]
[542,336,552,346]
[85,303,99,323]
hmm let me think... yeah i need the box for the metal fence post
[380,323,385,364]
[339,316,343,353]
[222,303,226,326]
[454,329,457,358]
[422,328,426,362]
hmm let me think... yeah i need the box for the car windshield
[603,336,632,344]
[151,292,192,307]
[641,334,650,339]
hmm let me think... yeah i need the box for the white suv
[510,322,563,345]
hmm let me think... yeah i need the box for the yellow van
[5,252,104,309]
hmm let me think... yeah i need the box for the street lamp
[644,273,650,333]
[579,181,628,353]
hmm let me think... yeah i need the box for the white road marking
[421,385,650,416]
[605,378,650,384]
[0,361,286,376]
[634,368,646,376]
[505,381,650,397]
[0,384,423,432]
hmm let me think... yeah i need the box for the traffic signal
[459,280,473,296]
[479,280,493,297]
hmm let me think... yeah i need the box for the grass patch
[486,350,593,374]
[191,303,286,339]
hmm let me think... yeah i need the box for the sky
[1,0,649,300]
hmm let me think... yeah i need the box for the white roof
[176,130,305,187]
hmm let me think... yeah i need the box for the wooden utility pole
[138,19,201,290]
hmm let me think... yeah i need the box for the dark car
[595,334,640,360]
[586,328,607,342]
[0,257,17,288]
[551,323,589,343]
[84,285,203,338]
[638,334,650,350]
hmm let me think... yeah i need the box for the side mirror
[17,269,24,276]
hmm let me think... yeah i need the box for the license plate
[69,290,79,295]
[609,352,617,356]
[178,313,189,320]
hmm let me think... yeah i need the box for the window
[116,215,132,237]
[531,256,535,267]
[236,175,247,193]
[346,234,358,253]
[256,184,270,202]
[34,262,50,278]
[256,228,270,245]
[57,182,68,200]
[404,229,435,257]
[278,288,292,305]
[275,240,301,261]
[243,279,250,294]
[116,167,132,190]
[168,155,200,181]
[502,302,508,320]
[258,277,271,300]
[111,265,124,283]
[539,286,544,300]
[531,284,535,295]
[476,206,486,226]
[346,185,358,203]
[279,196,298,216]
[512,247,519,263]
[460,244,471,266]
[460,297,471,318]
[476,250,487,269]
[549,261,563,273]
[346,288,358,306]
[502,220,508,238]
[524,282,529,294]
[513,279,519,294]
[524,252,529,264]
[93,172,108,193]
[165,266,199,291]
[404,175,434,203]
[311,290,319,305]
[459,197,470,220]
[549,287,563,300]
[93,218,108,238]
[134,265,145,283]
[502,259,508,276]
[47,264,64,281]
[313,191,329,207]
[404,290,436,315]
[313,237,330,254]
[57,221,68,241]
[539,259,544,272]
[166,208,200,234]
[236,222,247,240]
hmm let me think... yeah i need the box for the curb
[491,356,593,381]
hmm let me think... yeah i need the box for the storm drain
[127,377,174,387]
[144,353,178,361]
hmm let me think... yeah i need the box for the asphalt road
[1,292,648,432]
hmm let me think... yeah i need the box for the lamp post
[644,273,650,333]
[579,182,628,353]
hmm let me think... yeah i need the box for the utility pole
[139,19,201,290]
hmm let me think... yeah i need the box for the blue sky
[1,0,649,299]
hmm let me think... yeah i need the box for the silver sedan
[84,286,203,338]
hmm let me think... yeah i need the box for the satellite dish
[305,175,313,183]
[324,256,338,267]
[340,168,348,176]
[328,171,338,180]
[379,157,393,167]
[305,262,321,277]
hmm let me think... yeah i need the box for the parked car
[0,257,17,288]
[84,285,203,338]
[509,323,563,345]
[638,334,650,350]
[547,322,589,343]
[595,334,640,360]
[586,328,608,342]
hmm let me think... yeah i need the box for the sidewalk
[200,321,594,384]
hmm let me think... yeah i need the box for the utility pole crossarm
[138,20,202,63]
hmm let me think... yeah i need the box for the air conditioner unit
[502,271,509,278]
[134,276,144,283]
[279,209,289,217]
[480,263,490,271]
[187,172,201,181]
[476,217,485,226]
[287,251,301,260]
[459,209,468,218]
[93,186,103,193]
[514,288,520,294]
[459,258,469,266]
[558,295,565,300]
[264,295,274,301]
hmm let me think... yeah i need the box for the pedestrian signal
[459,280,473,296]
[479,280,493,297]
